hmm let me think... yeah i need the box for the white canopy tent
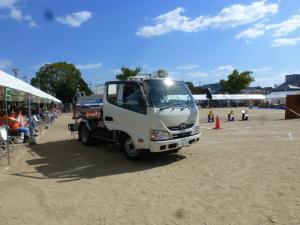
[0,70,61,103]
[265,91,300,105]
[193,94,266,101]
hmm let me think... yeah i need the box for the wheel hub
[125,138,139,157]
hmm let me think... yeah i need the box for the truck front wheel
[79,123,95,145]
[121,135,147,160]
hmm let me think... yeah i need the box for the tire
[121,134,147,160]
[79,123,95,145]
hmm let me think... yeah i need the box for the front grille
[168,123,194,131]
[172,132,192,139]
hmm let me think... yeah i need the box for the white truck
[71,71,201,160]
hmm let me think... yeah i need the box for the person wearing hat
[241,110,249,121]
[228,110,235,121]
[208,111,214,123]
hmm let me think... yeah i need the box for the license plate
[180,139,187,147]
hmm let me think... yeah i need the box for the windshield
[144,79,196,108]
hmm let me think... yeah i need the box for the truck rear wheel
[121,134,147,160]
[79,123,95,145]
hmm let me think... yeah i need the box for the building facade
[201,83,220,93]
[285,74,300,87]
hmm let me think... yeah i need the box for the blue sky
[1,0,300,89]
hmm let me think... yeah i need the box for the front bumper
[149,133,201,153]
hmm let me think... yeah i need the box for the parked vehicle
[70,71,201,160]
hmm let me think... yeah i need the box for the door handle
[105,116,114,121]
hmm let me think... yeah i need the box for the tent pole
[28,95,31,117]
[5,89,10,166]
[28,95,32,143]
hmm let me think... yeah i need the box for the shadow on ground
[11,140,185,183]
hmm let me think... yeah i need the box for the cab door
[103,82,149,149]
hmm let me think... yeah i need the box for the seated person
[241,110,249,121]
[6,111,30,143]
[29,114,39,135]
[208,111,214,123]
[123,86,146,113]
[228,110,235,121]
[15,109,26,127]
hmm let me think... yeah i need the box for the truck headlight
[192,124,200,135]
[150,130,171,141]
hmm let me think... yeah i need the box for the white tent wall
[265,91,300,105]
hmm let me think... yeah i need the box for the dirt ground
[0,108,299,225]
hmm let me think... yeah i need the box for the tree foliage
[31,62,91,103]
[185,81,206,94]
[116,67,142,80]
[219,69,255,94]
[185,81,194,90]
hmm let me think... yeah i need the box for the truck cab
[74,73,201,160]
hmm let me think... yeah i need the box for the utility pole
[12,68,18,78]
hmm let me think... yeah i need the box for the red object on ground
[215,115,221,129]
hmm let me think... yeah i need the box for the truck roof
[105,77,168,86]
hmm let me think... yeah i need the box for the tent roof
[265,91,300,99]
[193,94,266,101]
[0,70,61,103]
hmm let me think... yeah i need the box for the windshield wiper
[159,103,184,111]
[180,102,194,110]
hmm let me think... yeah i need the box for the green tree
[31,62,91,103]
[185,81,194,91]
[192,86,206,94]
[185,81,206,94]
[219,69,255,94]
[116,67,142,80]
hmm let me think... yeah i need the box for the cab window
[107,83,147,114]
[122,84,147,114]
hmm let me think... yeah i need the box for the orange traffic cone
[214,115,221,129]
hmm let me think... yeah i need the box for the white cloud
[210,65,235,77]
[9,8,37,26]
[253,74,284,87]
[177,65,234,82]
[266,14,300,37]
[168,71,179,77]
[251,67,272,73]
[136,1,278,38]
[0,58,12,69]
[271,37,300,47]
[236,24,265,39]
[0,0,37,27]
[109,68,121,74]
[31,62,52,70]
[76,62,102,70]
[0,0,18,8]
[186,71,208,78]
[237,14,300,45]
[206,1,278,28]
[56,11,92,27]
[177,64,199,70]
